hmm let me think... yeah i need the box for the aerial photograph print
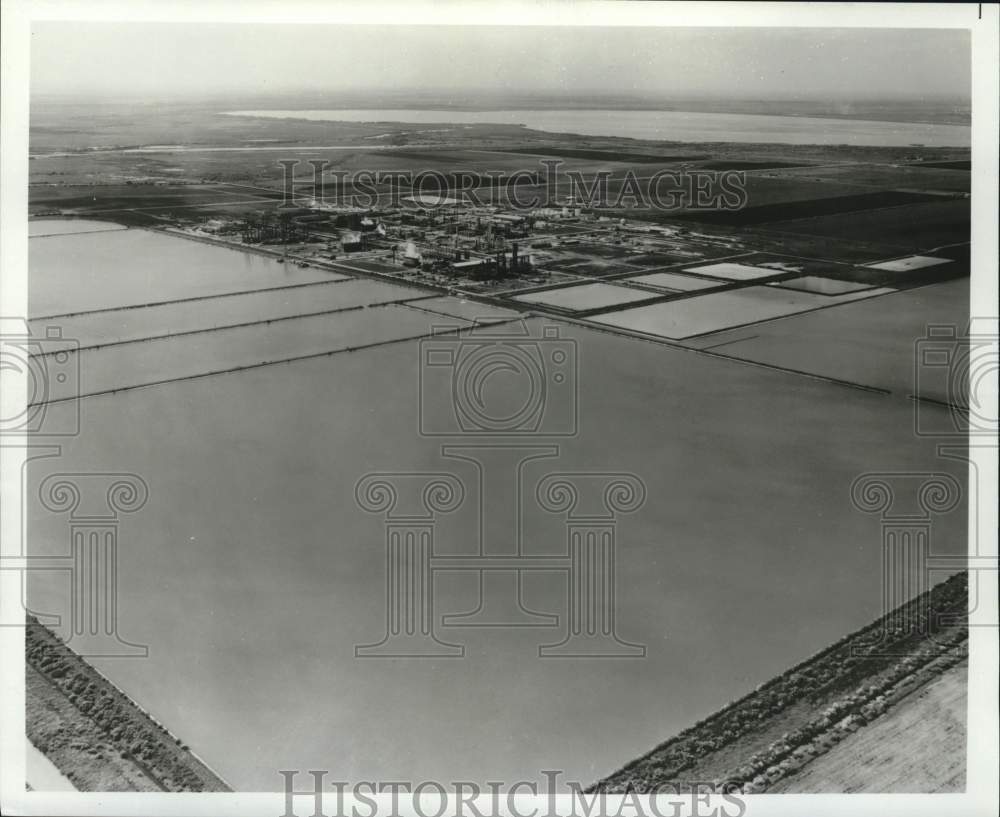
[0,3,997,817]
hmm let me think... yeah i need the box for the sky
[30,24,970,101]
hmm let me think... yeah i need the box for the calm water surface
[27,223,966,790]
[29,227,338,318]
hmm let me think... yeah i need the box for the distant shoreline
[222,106,970,129]
[221,109,972,149]
[30,93,972,127]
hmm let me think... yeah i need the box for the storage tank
[341,231,363,251]
[402,241,422,268]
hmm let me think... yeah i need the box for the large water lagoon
[26,222,966,790]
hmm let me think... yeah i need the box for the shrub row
[26,617,227,791]
[739,639,968,792]
[592,572,968,793]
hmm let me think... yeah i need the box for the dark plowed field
[496,147,707,163]
[913,160,971,171]
[764,199,970,251]
[672,190,944,227]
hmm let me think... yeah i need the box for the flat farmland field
[28,183,285,226]
[733,176,872,207]
[666,176,876,215]
[695,159,813,170]
[31,152,295,187]
[672,190,942,227]
[449,174,873,213]
[494,146,709,163]
[557,242,637,259]
[915,159,971,171]
[565,175,870,211]
[29,183,280,206]
[763,199,970,251]
[380,149,525,165]
[771,163,971,193]
[739,229,961,266]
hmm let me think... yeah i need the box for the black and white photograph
[0,2,997,816]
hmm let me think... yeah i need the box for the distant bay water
[225,108,971,148]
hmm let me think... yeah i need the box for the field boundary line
[30,277,353,322]
[28,318,524,406]
[659,286,901,342]
[31,299,441,357]
[29,226,131,239]
[395,301,518,324]
[547,313,893,396]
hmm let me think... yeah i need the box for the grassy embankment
[25,616,231,792]
[590,571,968,794]
[768,659,966,792]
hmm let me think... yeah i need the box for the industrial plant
[210,199,583,285]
